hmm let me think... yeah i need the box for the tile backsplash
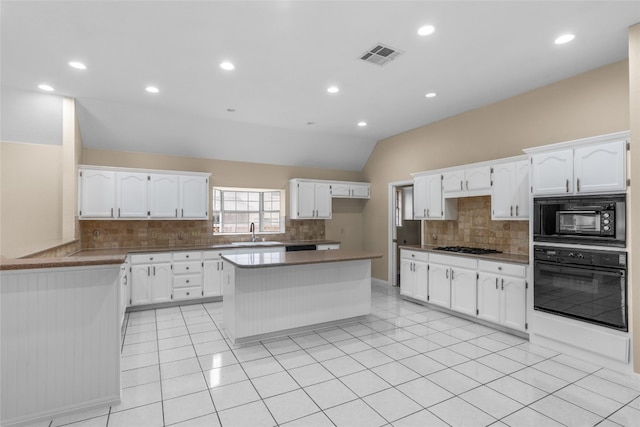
[423,196,529,255]
[80,218,325,249]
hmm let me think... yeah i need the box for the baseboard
[371,277,390,287]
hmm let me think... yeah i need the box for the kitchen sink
[230,241,282,247]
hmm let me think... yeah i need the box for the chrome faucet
[250,222,257,242]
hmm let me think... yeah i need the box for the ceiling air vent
[359,43,403,66]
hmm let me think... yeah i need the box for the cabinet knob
[186,280,190,283]
[498,266,502,270]
[186,266,189,270]
[186,292,190,296]
[186,255,189,258]
[150,257,154,261]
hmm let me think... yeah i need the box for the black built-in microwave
[533,194,626,247]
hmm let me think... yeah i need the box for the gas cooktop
[434,246,502,255]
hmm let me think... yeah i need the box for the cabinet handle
[124,276,127,285]
[153,266,156,275]
[111,208,114,218]
[217,262,220,271]
[460,181,463,190]
[516,205,519,216]
[451,269,454,280]
[466,180,469,190]
[510,206,513,217]
[118,208,121,218]
[446,269,449,279]
[495,277,498,289]
[426,209,429,217]
[566,179,569,193]
[147,266,150,276]
[175,208,178,218]
[501,278,504,290]
[576,178,580,193]
[181,208,184,217]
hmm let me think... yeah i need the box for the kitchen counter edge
[222,249,382,268]
[399,245,529,265]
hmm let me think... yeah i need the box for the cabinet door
[450,267,477,317]
[149,174,180,218]
[477,273,501,323]
[501,277,526,331]
[315,183,333,219]
[180,176,209,219]
[350,184,370,198]
[295,182,316,218]
[574,140,627,194]
[130,264,151,306]
[428,263,450,308]
[203,260,223,297]
[331,183,351,198]
[413,175,429,219]
[116,172,148,218]
[491,163,515,219]
[426,174,443,218]
[414,261,429,302]
[443,171,464,193]
[151,263,172,303]
[400,260,415,297]
[531,150,573,195]
[465,166,492,191]
[514,160,530,219]
[79,169,116,218]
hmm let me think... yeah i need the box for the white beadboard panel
[1,265,121,426]
[223,260,372,342]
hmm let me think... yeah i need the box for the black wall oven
[533,194,626,247]
[533,246,628,331]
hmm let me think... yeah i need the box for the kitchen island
[221,249,381,343]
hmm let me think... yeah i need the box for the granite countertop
[222,249,382,268]
[400,244,529,265]
[0,240,341,271]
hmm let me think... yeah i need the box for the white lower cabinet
[130,253,173,305]
[477,260,527,332]
[428,254,478,312]
[172,251,203,301]
[400,250,428,301]
[202,250,235,297]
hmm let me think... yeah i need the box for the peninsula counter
[221,250,381,343]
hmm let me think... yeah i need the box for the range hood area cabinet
[525,131,628,196]
[289,178,370,220]
[78,166,211,220]
[442,165,492,197]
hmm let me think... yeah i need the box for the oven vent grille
[359,43,403,66]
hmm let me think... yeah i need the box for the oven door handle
[535,260,625,277]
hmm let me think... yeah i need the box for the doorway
[388,181,423,287]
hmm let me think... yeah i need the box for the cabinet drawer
[173,261,202,274]
[429,253,477,269]
[173,275,202,288]
[401,250,429,262]
[173,286,201,300]
[173,251,202,262]
[478,260,526,277]
[130,252,172,264]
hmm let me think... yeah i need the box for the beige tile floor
[47,284,640,427]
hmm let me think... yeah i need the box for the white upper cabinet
[180,175,209,219]
[289,179,332,219]
[412,173,457,220]
[116,172,148,218]
[331,182,370,199]
[528,132,628,196]
[79,169,116,218]
[148,174,180,218]
[79,166,210,220]
[443,166,491,197]
[491,158,529,220]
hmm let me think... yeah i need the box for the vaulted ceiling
[2,1,639,170]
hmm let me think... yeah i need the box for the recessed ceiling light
[145,86,159,93]
[38,84,54,92]
[425,92,437,98]
[554,34,575,45]
[307,121,315,125]
[327,86,340,94]
[226,108,236,112]
[358,121,367,127]
[418,25,435,36]
[220,62,235,71]
[68,61,87,70]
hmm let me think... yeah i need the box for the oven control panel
[534,246,626,267]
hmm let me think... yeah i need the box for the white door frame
[388,179,422,286]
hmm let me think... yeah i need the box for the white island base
[222,255,373,343]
